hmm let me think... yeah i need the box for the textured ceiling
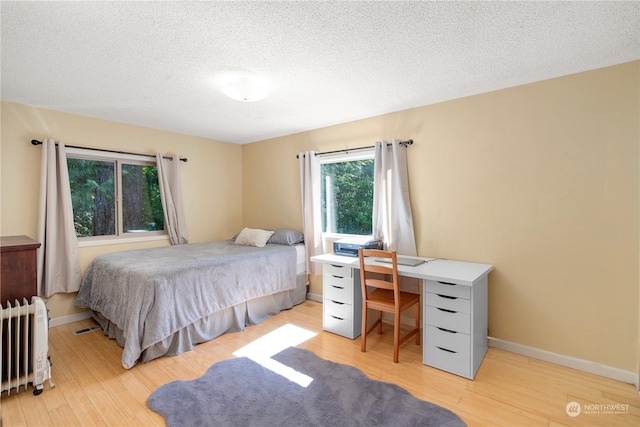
[1,1,639,144]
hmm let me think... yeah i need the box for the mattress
[77,240,307,368]
[295,243,306,275]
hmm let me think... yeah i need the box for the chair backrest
[358,248,401,301]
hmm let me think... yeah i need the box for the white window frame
[320,149,374,240]
[66,147,169,247]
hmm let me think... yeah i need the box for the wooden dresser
[1,235,41,307]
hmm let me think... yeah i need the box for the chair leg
[361,304,368,353]
[393,312,400,363]
[377,311,383,334]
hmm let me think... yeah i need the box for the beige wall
[243,61,640,372]
[1,102,243,318]
[1,62,637,373]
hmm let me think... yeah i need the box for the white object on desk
[310,253,492,380]
[374,256,426,266]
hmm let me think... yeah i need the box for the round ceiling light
[220,74,270,102]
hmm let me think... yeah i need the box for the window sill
[322,232,373,240]
[78,234,170,248]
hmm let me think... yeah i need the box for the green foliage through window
[67,158,116,237]
[67,157,164,238]
[122,164,164,233]
[321,158,373,235]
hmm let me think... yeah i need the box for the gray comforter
[75,240,297,368]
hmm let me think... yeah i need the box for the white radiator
[1,297,54,396]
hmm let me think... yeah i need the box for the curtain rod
[296,139,413,159]
[30,140,188,162]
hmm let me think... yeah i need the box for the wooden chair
[358,248,421,363]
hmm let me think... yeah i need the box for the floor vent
[73,325,101,336]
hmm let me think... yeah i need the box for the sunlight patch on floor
[233,323,317,387]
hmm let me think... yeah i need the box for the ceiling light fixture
[220,74,270,102]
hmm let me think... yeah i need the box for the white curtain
[156,153,188,245]
[36,139,82,297]
[298,151,323,275]
[372,140,417,255]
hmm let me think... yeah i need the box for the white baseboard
[306,293,322,303]
[488,337,639,386]
[314,299,637,387]
[49,310,93,328]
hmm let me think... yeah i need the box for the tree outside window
[122,164,164,233]
[67,155,164,239]
[321,157,374,236]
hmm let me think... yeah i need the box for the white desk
[310,253,493,380]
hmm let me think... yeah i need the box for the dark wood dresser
[0,235,41,307]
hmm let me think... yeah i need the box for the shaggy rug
[147,347,466,427]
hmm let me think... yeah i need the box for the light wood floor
[1,300,639,426]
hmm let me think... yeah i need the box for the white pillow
[234,227,274,248]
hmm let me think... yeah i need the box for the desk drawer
[324,298,353,321]
[324,313,358,339]
[425,306,470,334]
[425,280,470,299]
[424,342,470,379]
[424,325,470,354]
[324,279,353,304]
[324,263,353,279]
[425,292,471,313]
[325,273,353,289]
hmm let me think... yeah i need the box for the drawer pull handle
[330,300,345,305]
[436,346,457,354]
[330,264,343,268]
[436,327,457,334]
[437,281,457,286]
[331,285,345,290]
[330,315,344,321]
[332,275,344,279]
[437,307,457,313]
[436,294,457,300]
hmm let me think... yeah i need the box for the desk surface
[310,253,492,286]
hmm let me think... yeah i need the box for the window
[67,149,165,241]
[320,151,374,236]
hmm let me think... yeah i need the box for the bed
[74,228,307,369]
